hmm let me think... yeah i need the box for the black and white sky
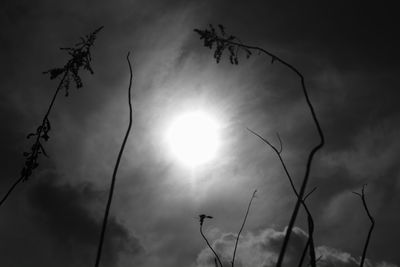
[1,1,399,267]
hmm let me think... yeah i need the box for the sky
[1,1,399,267]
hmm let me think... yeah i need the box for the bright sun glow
[166,111,220,167]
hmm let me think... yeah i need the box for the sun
[166,111,220,167]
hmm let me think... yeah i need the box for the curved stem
[94,52,133,267]
[353,185,375,267]
[200,224,224,267]
[231,190,257,267]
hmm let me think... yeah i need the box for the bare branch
[246,128,296,203]
[0,176,25,207]
[94,52,133,267]
[297,187,317,267]
[353,184,375,267]
[199,215,224,267]
[246,128,316,267]
[232,189,257,267]
[247,128,277,152]
[276,132,283,154]
[304,187,317,201]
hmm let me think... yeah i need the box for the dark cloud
[206,1,400,71]
[0,174,143,267]
[27,177,144,267]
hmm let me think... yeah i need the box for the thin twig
[304,187,317,201]
[247,129,317,267]
[94,52,133,267]
[352,184,375,267]
[276,132,283,154]
[0,176,24,207]
[231,189,257,267]
[246,129,297,194]
[297,187,318,267]
[199,215,224,267]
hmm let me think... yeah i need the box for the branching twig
[298,187,317,267]
[0,26,103,208]
[247,129,317,267]
[195,25,325,267]
[231,189,257,267]
[199,214,224,267]
[94,52,133,267]
[352,184,375,267]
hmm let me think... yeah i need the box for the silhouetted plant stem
[199,215,224,267]
[299,188,317,267]
[247,129,317,267]
[300,239,321,267]
[352,184,375,267]
[0,72,67,207]
[94,52,133,267]
[0,176,24,207]
[231,189,257,267]
[194,25,325,267]
[0,27,102,208]
[299,237,310,267]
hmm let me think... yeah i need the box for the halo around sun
[166,111,220,167]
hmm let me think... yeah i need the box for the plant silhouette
[194,24,325,267]
[353,184,375,267]
[94,52,134,267]
[0,26,103,208]
[231,189,257,267]
[247,129,317,267]
[199,214,224,267]
[199,190,257,267]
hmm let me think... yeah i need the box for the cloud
[195,227,398,267]
[27,176,144,267]
[316,246,398,267]
[195,227,307,267]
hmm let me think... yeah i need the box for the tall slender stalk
[231,190,257,267]
[94,52,134,267]
[352,184,375,267]
[0,27,103,208]
[194,25,325,267]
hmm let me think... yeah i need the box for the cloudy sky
[1,1,399,267]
